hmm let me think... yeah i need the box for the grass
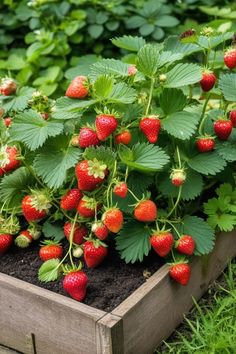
[156,261,236,354]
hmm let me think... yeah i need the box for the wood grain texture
[0,274,107,354]
[111,230,236,354]
[0,345,19,354]
[96,314,123,354]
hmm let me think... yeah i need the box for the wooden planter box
[0,230,235,354]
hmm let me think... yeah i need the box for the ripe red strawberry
[84,240,108,268]
[113,182,128,198]
[229,110,236,127]
[0,79,17,96]
[128,64,137,76]
[0,234,13,255]
[176,235,195,256]
[95,114,118,141]
[150,232,174,257]
[196,137,215,152]
[77,196,98,218]
[15,230,33,248]
[134,200,157,222]
[170,169,186,187]
[102,208,124,233]
[64,221,88,245]
[60,189,83,211]
[115,130,132,145]
[66,76,89,99]
[4,117,12,127]
[75,159,108,191]
[39,241,63,261]
[224,49,236,69]
[214,119,233,140]
[200,70,216,92]
[78,127,99,148]
[0,146,20,173]
[22,193,51,222]
[63,270,88,301]
[139,116,161,144]
[92,221,109,240]
[169,263,191,286]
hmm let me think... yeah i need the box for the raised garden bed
[0,229,235,354]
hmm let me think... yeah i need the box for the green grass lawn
[156,261,236,354]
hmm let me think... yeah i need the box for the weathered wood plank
[96,314,124,354]
[0,345,20,354]
[0,274,107,354]
[111,230,236,354]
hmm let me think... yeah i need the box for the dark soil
[0,241,163,312]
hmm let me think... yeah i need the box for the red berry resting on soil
[95,114,118,141]
[0,146,20,173]
[75,159,108,191]
[78,127,99,148]
[139,116,161,144]
[200,71,216,92]
[196,137,215,152]
[60,189,83,211]
[214,119,233,141]
[22,193,51,222]
[102,207,124,233]
[115,130,132,145]
[113,182,128,198]
[229,110,236,127]
[224,49,236,69]
[84,240,108,268]
[64,221,88,245]
[170,169,186,187]
[169,263,191,286]
[0,79,17,96]
[39,242,63,261]
[63,270,88,301]
[66,76,89,99]
[134,200,157,222]
[0,234,13,255]
[77,196,98,218]
[92,222,109,240]
[15,230,33,248]
[176,235,195,256]
[150,232,174,257]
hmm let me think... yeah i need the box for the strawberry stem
[124,166,129,183]
[166,186,182,219]
[198,93,211,135]
[145,77,155,115]
[176,146,182,169]
[127,188,140,203]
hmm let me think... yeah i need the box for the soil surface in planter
[0,241,163,312]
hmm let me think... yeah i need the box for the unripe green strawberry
[63,270,88,301]
[15,230,33,248]
[170,169,186,187]
[134,200,157,222]
[169,263,191,286]
[102,208,124,233]
[84,240,108,268]
[150,231,174,257]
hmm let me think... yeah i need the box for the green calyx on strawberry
[63,262,88,302]
[39,240,63,261]
[169,260,191,286]
[66,76,89,99]
[170,168,186,187]
[15,230,33,248]
[0,78,17,96]
[139,115,161,144]
[0,145,20,174]
[22,191,51,222]
[75,158,108,191]
[95,113,118,141]
[27,223,41,240]
[77,196,100,218]
[28,90,51,114]
[176,235,195,256]
[150,231,174,257]
[102,207,124,233]
[0,214,20,235]
[0,234,13,255]
[84,239,108,268]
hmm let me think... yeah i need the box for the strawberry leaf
[0,87,34,112]
[115,220,151,263]
[107,82,137,104]
[42,221,65,242]
[164,36,200,56]
[118,143,170,172]
[219,73,236,102]
[216,140,236,162]
[162,111,200,140]
[159,88,187,115]
[137,44,161,77]
[90,59,130,79]
[93,75,114,99]
[52,97,96,119]
[84,146,116,168]
[38,259,62,282]
[10,110,64,150]
[164,63,202,88]
[111,35,146,51]
[188,151,227,176]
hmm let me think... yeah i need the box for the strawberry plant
[0,30,236,301]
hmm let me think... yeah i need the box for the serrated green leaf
[182,215,215,256]
[108,82,137,104]
[159,88,187,115]
[90,59,130,79]
[164,36,201,56]
[84,146,116,168]
[188,151,227,176]
[159,169,203,201]
[115,220,151,263]
[0,87,34,112]
[119,143,170,172]
[93,75,113,99]
[165,63,202,88]
[34,139,82,189]
[111,35,146,52]
[42,221,65,242]
[197,32,234,49]
[137,44,160,77]
[158,51,183,67]
[10,110,64,150]
[216,140,236,162]
[38,259,61,282]
[52,97,96,120]
[207,214,236,232]
[162,111,199,140]
[219,73,236,102]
